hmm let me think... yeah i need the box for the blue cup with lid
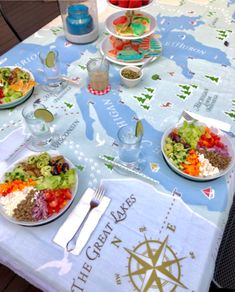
[66,4,93,35]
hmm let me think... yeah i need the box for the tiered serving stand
[101,0,162,66]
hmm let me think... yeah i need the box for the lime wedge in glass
[34,108,54,122]
[135,120,144,137]
[45,51,56,68]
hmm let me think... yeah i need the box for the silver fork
[66,186,105,252]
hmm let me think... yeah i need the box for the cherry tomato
[49,198,59,208]
[0,88,4,99]
[44,188,73,215]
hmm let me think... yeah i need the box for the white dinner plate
[0,151,78,226]
[105,10,157,40]
[100,35,162,66]
[161,122,235,181]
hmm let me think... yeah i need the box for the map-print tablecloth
[0,179,221,292]
[0,0,235,290]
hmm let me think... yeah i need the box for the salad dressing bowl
[0,66,36,109]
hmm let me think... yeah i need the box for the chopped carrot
[0,179,36,196]
[181,149,200,176]
[9,80,36,95]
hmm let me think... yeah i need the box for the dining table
[0,0,235,291]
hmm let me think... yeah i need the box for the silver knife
[99,155,160,185]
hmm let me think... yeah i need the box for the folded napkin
[0,127,26,161]
[53,188,111,255]
[0,127,32,177]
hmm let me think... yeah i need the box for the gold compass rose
[124,235,187,292]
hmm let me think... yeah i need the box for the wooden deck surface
[0,0,60,56]
[0,3,57,291]
[0,264,42,292]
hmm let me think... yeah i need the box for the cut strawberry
[142,0,150,5]
[113,16,128,25]
[109,0,118,4]
[129,0,142,8]
[118,0,129,8]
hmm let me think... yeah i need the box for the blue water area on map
[232,11,235,20]
[1,36,229,212]
[76,65,228,212]
[228,0,235,7]
[157,15,231,79]
[1,36,97,83]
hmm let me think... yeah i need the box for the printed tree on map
[76,165,85,171]
[103,155,114,171]
[177,84,198,100]
[152,74,161,81]
[64,101,73,109]
[216,29,232,41]
[225,100,235,120]
[205,75,219,83]
[207,11,216,17]
[50,27,63,36]
[133,88,155,110]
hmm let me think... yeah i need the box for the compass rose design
[124,235,187,291]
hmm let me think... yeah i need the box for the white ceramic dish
[107,0,154,11]
[105,10,156,40]
[100,36,161,66]
[120,66,143,87]
[0,152,78,226]
[161,122,235,181]
[0,66,35,109]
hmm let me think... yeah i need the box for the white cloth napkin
[0,127,31,177]
[0,127,26,160]
[53,188,111,255]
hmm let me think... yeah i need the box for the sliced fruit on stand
[109,0,150,8]
[129,0,142,8]
[109,0,118,4]
[118,0,129,8]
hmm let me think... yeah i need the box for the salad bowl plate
[161,121,235,182]
[0,152,78,226]
[0,66,35,109]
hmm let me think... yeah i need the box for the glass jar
[58,0,99,44]
[87,58,109,91]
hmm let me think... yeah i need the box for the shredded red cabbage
[32,192,48,221]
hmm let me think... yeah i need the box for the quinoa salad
[0,152,77,223]
[163,121,233,179]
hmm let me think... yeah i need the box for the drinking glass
[87,58,109,91]
[22,103,53,151]
[39,49,66,92]
[117,124,144,170]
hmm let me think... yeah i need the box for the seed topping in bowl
[121,68,141,79]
